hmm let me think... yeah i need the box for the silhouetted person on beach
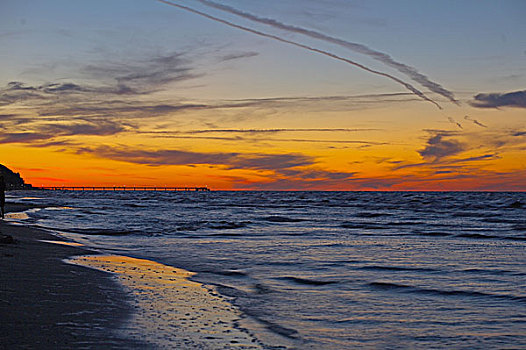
[0,174,5,219]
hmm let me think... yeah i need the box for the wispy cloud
[75,145,361,188]
[158,0,442,109]
[0,132,52,144]
[0,79,411,149]
[0,51,200,111]
[0,81,138,108]
[79,145,314,170]
[1,78,419,116]
[192,0,458,105]
[219,51,259,62]
[0,114,19,120]
[137,134,384,146]
[137,127,384,146]
[470,90,526,109]
[180,128,378,134]
[0,120,127,144]
[82,52,201,93]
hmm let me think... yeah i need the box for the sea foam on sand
[68,255,262,349]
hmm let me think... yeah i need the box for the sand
[0,203,264,349]
[69,255,262,349]
[0,222,145,349]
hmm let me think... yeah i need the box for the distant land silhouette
[0,164,32,190]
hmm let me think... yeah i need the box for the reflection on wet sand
[40,240,84,247]
[4,212,30,220]
[68,255,261,349]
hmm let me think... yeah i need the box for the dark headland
[0,164,32,190]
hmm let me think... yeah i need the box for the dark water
[8,191,526,349]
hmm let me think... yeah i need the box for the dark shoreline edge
[0,204,146,349]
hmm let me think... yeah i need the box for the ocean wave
[340,223,387,230]
[456,233,526,241]
[261,216,307,223]
[456,233,500,240]
[503,236,526,241]
[279,276,339,286]
[241,311,300,339]
[355,212,392,218]
[125,203,149,208]
[481,217,523,224]
[368,282,526,303]
[252,283,274,294]
[208,221,250,230]
[212,283,251,299]
[452,211,482,218]
[175,220,250,232]
[255,318,299,339]
[63,228,140,236]
[200,269,248,277]
[414,231,452,237]
[360,265,438,273]
[461,268,526,276]
[387,221,426,226]
[322,259,362,266]
[206,232,244,237]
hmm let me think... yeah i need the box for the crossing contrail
[158,0,443,110]
[192,0,458,105]
[448,116,463,129]
[464,115,487,128]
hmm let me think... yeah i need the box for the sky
[1,0,525,190]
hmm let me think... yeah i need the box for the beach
[0,204,143,349]
[2,191,525,349]
[0,203,266,349]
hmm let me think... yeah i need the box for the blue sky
[2,0,525,96]
[1,1,525,190]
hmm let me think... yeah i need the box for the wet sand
[0,217,144,348]
[69,255,262,349]
[0,203,264,349]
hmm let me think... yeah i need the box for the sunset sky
[1,0,525,190]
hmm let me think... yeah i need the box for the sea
[6,190,526,349]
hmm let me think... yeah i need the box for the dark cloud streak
[464,115,487,128]
[418,132,464,161]
[145,127,378,134]
[470,90,526,109]
[220,51,259,62]
[0,121,126,145]
[80,145,314,170]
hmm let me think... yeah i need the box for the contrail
[193,0,459,105]
[464,115,487,128]
[448,116,463,129]
[158,0,442,110]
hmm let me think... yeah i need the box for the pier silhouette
[35,186,210,192]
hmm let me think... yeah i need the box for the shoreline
[0,203,268,349]
[0,219,145,349]
[68,255,263,349]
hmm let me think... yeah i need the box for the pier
[35,186,210,192]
